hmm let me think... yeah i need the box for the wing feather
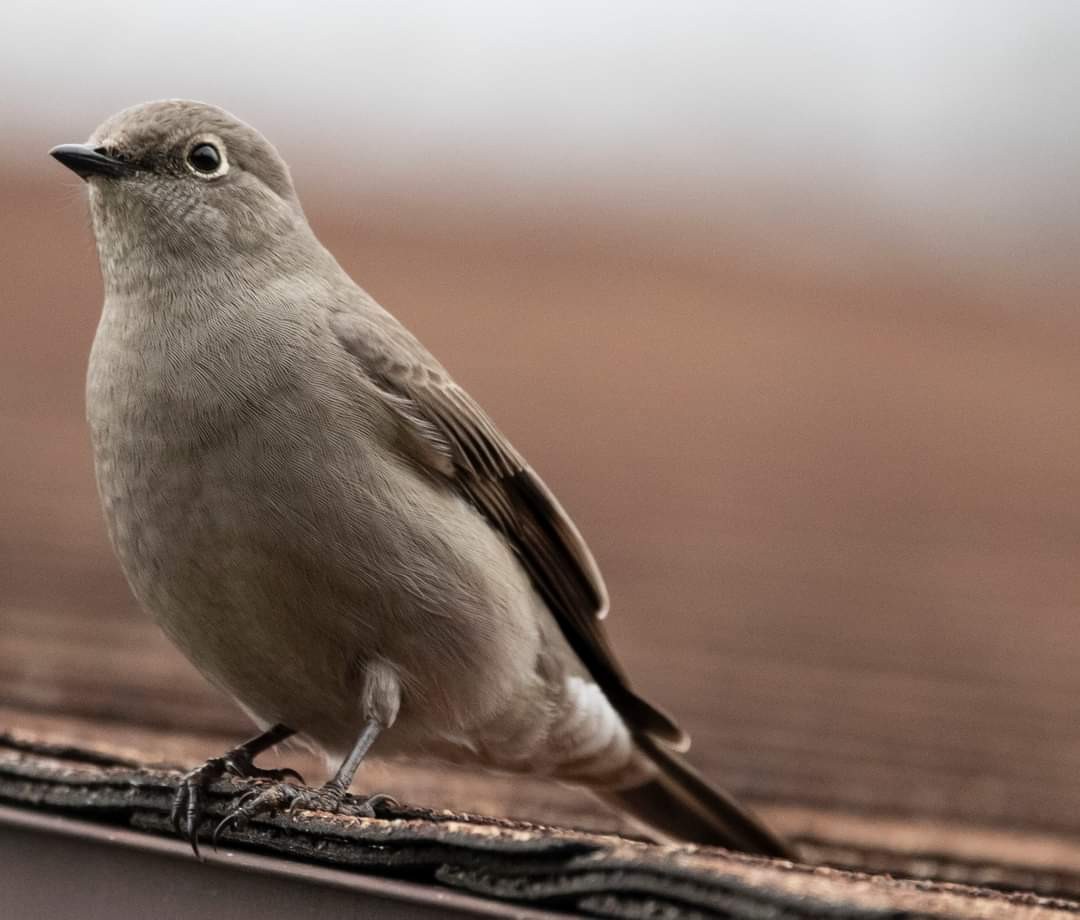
[331,304,686,748]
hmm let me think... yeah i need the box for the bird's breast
[84,302,548,743]
[86,302,388,706]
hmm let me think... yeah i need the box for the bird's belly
[93,409,547,755]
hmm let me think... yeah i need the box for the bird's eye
[187,143,222,174]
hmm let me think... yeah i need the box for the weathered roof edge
[3,731,1079,919]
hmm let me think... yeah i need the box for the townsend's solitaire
[50,100,791,858]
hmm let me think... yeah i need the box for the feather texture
[330,303,687,749]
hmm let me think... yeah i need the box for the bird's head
[51,100,310,288]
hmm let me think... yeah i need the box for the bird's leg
[213,663,400,844]
[171,723,301,855]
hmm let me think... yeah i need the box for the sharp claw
[169,791,184,836]
[186,805,202,855]
[169,733,304,855]
[168,779,205,858]
[212,813,237,849]
[190,827,202,860]
[235,788,262,810]
[347,792,398,818]
[213,786,277,848]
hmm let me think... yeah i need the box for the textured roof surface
[4,733,1080,918]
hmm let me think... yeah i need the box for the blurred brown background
[2,2,1080,853]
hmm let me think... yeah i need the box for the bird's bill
[49,144,132,181]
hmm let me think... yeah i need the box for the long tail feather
[604,734,795,859]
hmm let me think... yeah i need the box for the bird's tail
[600,734,795,859]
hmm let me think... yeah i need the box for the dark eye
[187,143,221,174]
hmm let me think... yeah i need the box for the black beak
[49,143,132,181]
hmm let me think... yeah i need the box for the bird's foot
[212,782,398,847]
[170,751,304,857]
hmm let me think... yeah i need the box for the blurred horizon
[6,1,1080,320]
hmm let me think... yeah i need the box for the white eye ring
[184,134,229,179]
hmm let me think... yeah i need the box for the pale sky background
[4,1,1080,310]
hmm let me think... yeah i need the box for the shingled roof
[4,733,1080,919]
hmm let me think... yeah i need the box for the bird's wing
[331,302,686,748]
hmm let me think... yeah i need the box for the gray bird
[50,100,791,859]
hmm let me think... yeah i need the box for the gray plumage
[54,100,790,858]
